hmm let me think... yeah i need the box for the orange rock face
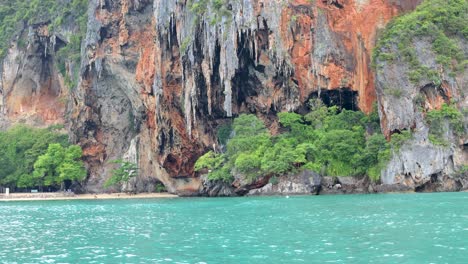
[319,0,402,113]
[0,25,67,129]
[68,0,421,193]
[277,0,421,113]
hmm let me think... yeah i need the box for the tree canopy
[195,102,400,183]
[104,160,139,189]
[32,144,86,188]
[0,125,86,190]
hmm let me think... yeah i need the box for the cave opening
[153,179,168,193]
[326,0,344,9]
[308,88,359,111]
[52,36,67,51]
[84,120,98,135]
[419,83,450,108]
[99,27,109,40]
[232,30,261,108]
[159,131,166,154]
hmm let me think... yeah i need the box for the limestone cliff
[5,0,466,195]
[0,25,68,129]
[68,0,424,194]
[373,0,468,189]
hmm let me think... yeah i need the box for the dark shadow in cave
[420,83,450,104]
[308,88,359,111]
[232,30,261,108]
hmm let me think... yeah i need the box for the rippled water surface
[1,193,468,263]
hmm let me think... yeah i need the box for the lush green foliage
[0,125,85,189]
[154,182,167,193]
[390,130,413,149]
[31,144,86,188]
[217,123,232,145]
[426,103,464,146]
[195,103,402,182]
[373,0,467,83]
[187,0,233,25]
[0,0,88,88]
[458,165,468,174]
[104,160,139,188]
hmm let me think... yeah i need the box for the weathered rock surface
[5,0,466,196]
[319,175,370,194]
[374,26,468,189]
[0,24,69,129]
[67,0,423,194]
[199,175,236,197]
[247,170,321,196]
[246,171,468,196]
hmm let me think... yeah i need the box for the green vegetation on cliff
[104,160,139,189]
[426,103,464,146]
[196,102,400,183]
[188,0,233,25]
[0,0,88,87]
[373,0,467,83]
[0,125,86,190]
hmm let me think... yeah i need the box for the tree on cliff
[104,160,139,190]
[195,102,393,183]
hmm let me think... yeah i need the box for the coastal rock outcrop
[199,175,236,197]
[247,172,468,196]
[4,0,466,195]
[247,170,321,195]
[68,0,423,194]
[373,5,468,188]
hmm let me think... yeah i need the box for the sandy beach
[0,192,178,202]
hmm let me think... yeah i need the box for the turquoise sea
[1,193,468,263]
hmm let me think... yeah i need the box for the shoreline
[0,192,178,202]
[1,189,466,202]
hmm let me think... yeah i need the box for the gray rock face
[415,173,467,193]
[247,170,321,196]
[247,170,468,196]
[320,176,369,194]
[64,0,431,194]
[0,24,68,129]
[381,139,455,186]
[375,35,467,187]
[199,175,236,197]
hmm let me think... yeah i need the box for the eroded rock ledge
[198,170,468,197]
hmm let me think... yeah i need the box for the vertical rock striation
[374,33,467,188]
[67,0,424,194]
[3,0,465,194]
[0,25,68,129]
